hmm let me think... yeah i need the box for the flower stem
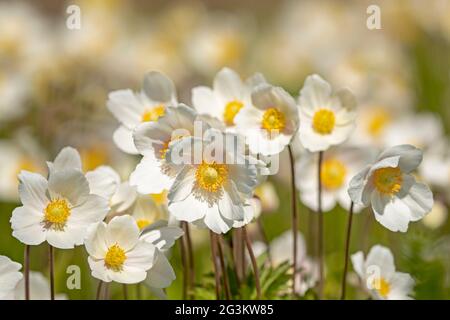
[257,218,272,264]
[287,145,299,298]
[96,280,103,300]
[341,201,355,300]
[317,151,324,299]
[217,235,231,300]
[243,226,261,299]
[179,229,189,300]
[182,221,195,298]
[209,231,221,299]
[24,245,30,300]
[49,245,55,300]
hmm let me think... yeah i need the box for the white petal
[107,89,143,129]
[106,215,140,251]
[350,251,365,279]
[387,272,414,300]
[298,74,332,115]
[125,240,155,270]
[213,67,244,101]
[113,126,139,155]
[86,166,120,200]
[365,245,395,277]
[377,145,422,173]
[48,169,89,206]
[129,156,174,194]
[70,194,109,225]
[140,221,184,250]
[17,171,48,212]
[168,193,207,222]
[110,182,138,213]
[49,146,82,173]
[145,251,176,289]
[142,71,176,104]
[192,86,222,119]
[203,204,233,234]
[85,222,108,259]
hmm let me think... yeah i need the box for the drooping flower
[297,74,356,152]
[296,146,373,212]
[130,104,203,194]
[85,215,155,284]
[10,169,109,248]
[348,145,433,232]
[166,129,258,233]
[351,245,414,300]
[192,67,265,129]
[234,83,299,155]
[0,255,22,300]
[107,71,177,154]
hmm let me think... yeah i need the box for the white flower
[235,83,299,155]
[130,194,169,231]
[107,71,177,154]
[419,138,450,189]
[348,145,434,232]
[422,200,448,229]
[10,169,109,248]
[14,271,67,300]
[351,245,414,300]
[382,113,444,149]
[253,231,318,296]
[48,146,121,202]
[296,146,374,212]
[166,129,258,234]
[298,74,356,152]
[192,67,265,129]
[85,215,155,284]
[0,256,22,300]
[130,104,201,194]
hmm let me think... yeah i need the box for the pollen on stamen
[373,167,403,195]
[195,161,228,193]
[141,104,165,122]
[223,100,244,126]
[312,109,336,135]
[104,244,126,272]
[261,107,286,132]
[44,198,71,230]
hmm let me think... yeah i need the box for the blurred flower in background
[0,0,449,300]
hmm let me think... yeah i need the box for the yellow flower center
[367,109,391,138]
[261,108,286,132]
[312,109,336,135]
[104,244,126,272]
[195,162,228,193]
[321,159,347,190]
[373,167,403,195]
[141,104,165,122]
[150,191,167,205]
[136,219,152,230]
[44,199,71,229]
[372,277,391,298]
[223,100,244,126]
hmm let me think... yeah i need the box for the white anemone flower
[10,169,109,249]
[130,194,169,231]
[166,129,258,234]
[48,146,121,202]
[107,71,177,154]
[348,145,434,232]
[234,83,299,156]
[298,74,356,152]
[296,146,374,212]
[14,271,67,300]
[85,215,155,284]
[351,245,414,300]
[0,256,22,300]
[192,67,265,129]
[382,113,444,150]
[130,104,203,194]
